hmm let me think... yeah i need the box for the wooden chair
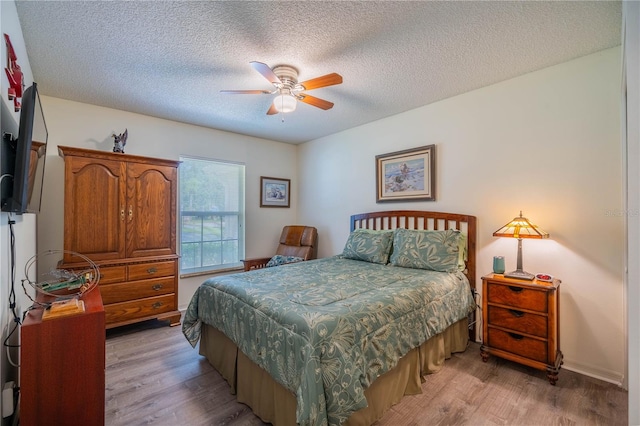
[242,225,318,271]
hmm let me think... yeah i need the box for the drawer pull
[152,284,163,291]
[152,302,163,309]
[509,309,525,318]
[147,267,158,274]
[508,332,524,341]
[508,286,523,293]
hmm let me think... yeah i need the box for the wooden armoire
[58,146,181,328]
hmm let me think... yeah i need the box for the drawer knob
[509,309,525,318]
[152,284,163,291]
[508,286,523,293]
[508,332,524,341]
[147,267,158,274]
[152,302,163,309]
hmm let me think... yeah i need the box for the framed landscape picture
[376,145,435,202]
[260,176,291,208]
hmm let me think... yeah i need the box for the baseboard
[562,360,625,388]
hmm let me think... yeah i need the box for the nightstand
[480,273,563,385]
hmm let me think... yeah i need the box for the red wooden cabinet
[20,286,105,425]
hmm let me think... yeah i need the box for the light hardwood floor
[105,320,628,426]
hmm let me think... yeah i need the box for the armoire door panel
[126,163,177,258]
[63,157,126,263]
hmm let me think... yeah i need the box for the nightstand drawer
[487,282,548,312]
[487,328,548,363]
[488,306,547,338]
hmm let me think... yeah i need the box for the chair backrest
[274,226,318,260]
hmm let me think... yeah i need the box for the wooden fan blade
[298,94,334,110]
[220,90,272,94]
[299,73,342,91]
[266,104,278,115]
[250,61,281,85]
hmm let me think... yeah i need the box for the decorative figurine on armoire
[112,129,128,153]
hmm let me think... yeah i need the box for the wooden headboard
[350,210,477,339]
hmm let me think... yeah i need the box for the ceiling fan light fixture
[273,94,297,113]
[222,62,342,115]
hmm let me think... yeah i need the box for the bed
[182,210,477,426]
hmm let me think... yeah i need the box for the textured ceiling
[15,1,621,144]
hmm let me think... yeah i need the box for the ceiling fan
[221,61,343,115]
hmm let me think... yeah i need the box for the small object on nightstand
[480,273,563,385]
[493,256,505,274]
[535,273,554,282]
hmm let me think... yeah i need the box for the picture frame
[376,144,436,202]
[260,176,291,208]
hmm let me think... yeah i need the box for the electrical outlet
[2,381,14,418]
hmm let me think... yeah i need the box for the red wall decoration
[4,33,24,112]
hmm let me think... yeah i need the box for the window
[179,156,245,274]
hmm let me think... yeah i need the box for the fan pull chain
[280,96,285,123]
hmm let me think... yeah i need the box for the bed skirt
[199,318,468,425]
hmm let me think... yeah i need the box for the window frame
[178,155,245,276]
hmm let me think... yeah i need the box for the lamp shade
[493,211,549,239]
[273,94,297,113]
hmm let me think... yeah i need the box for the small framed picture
[376,144,436,202]
[260,176,291,208]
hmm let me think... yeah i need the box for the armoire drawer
[128,260,176,281]
[487,282,548,313]
[487,328,548,364]
[97,265,127,284]
[99,276,175,305]
[104,294,175,324]
[487,305,548,338]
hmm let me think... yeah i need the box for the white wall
[36,97,298,310]
[623,1,640,422]
[0,0,36,419]
[299,47,624,384]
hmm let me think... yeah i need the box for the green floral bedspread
[182,256,475,426]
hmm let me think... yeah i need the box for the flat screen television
[1,82,48,214]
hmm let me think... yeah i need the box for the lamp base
[504,270,535,281]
